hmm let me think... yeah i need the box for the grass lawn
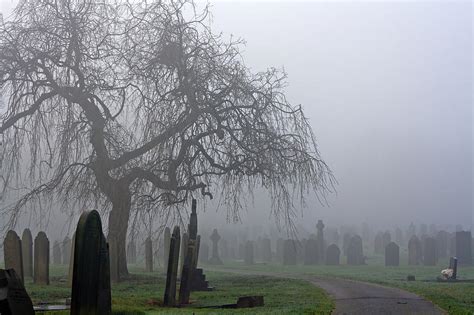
[207,255,474,315]
[22,265,333,315]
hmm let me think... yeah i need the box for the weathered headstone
[70,210,111,315]
[145,237,153,272]
[283,240,297,265]
[423,237,437,266]
[455,231,472,265]
[325,244,340,265]
[208,229,223,265]
[304,238,319,265]
[347,235,364,265]
[384,242,399,266]
[3,230,24,284]
[34,231,50,285]
[244,241,254,265]
[261,238,272,263]
[163,226,181,306]
[127,239,137,265]
[163,227,171,270]
[408,235,422,265]
[62,236,71,265]
[0,268,35,315]
[53,241,62,265]
[21,229,33,278]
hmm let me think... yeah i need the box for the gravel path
[209,268,445,314]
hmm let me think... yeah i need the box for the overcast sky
[0,0,472,236]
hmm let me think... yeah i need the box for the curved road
[210,268,445,314]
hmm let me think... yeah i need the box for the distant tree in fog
[0,0,333,275]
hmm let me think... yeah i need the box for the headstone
[316,220,325,261]
[325,244,340,265]
[0,269,35,315]
[208,229,223,265]
[199,242,209,264]
[304,239,319,265]
[163,226,181,306]
[382,231,391,249]
[163,227,171,270]
[261,238,271,263]
[21,229,33,278]
[145,237,153,272]
[3,231,24,284]
[347,235,364,265]
[70,210,111,315]
[455,231,472,265]
[408,235,422,265]
[436,231,449,258]
[62,236,72,265]
[423,237,437,266]
[244,241,254,265]
[53,241,62,265]
[283,240,297,265]
[127,239,137,264]
[384,242,399,266]
[34,231,50,285]
[374,232,384,254]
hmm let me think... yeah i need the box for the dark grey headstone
[3,231,23,284]
[0,268,34,315]
[455,231,472,266]
[70,210,111,315]
[21,229,33,278]
[325,244,340,265]
[347,235,364,265]
[34,231,50,285]
[385,242,399,266]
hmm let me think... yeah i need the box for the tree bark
[108,189,131,277]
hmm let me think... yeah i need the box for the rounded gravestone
[347,235,364,265]
[4,230,24,284]
[325,244,340,265]
[384,242,399,266]
[34,231,50,285]
[21,229,33,278]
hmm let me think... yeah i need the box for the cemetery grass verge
[24,265,333,314]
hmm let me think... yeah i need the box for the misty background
[0,0,472,240]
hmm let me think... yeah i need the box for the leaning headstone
[0,268,35,315]
[70,210,111,315]
[385,242,399,266]
[455,231,472,266]
[62,236,71,265]
[244,241,254,265]
[163,226,181,306]
[21,229,33,278]
[347,235,364,265]
[163,227,171,271]
[34,231,50,285]
[145,237,153,272]
[53,241,62,265]
[261,238,272,263]
[283,240,297,265]
[325,244,340,265]
[3,230,24,284]
[304,238,319,265]
[208,229,223,265]
[423,237,437,266]
[408,235,422,265]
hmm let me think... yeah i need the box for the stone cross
[21,229,33,278]
[3,230,24,284]
[33,231,50,285]
[70,210,111,315]
[163,226,181,306]
[208,229,223,265]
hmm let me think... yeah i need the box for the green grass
[207,255,474,315]
[23,265,333,315]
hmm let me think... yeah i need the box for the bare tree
[0,0,334,276]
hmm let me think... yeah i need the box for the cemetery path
[209,268,446,315]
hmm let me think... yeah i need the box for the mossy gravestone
[34,231,50,285]
[21,229,33,278]
[0,269,34,315]
[71,210,111,315]
[3,231,24,284]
